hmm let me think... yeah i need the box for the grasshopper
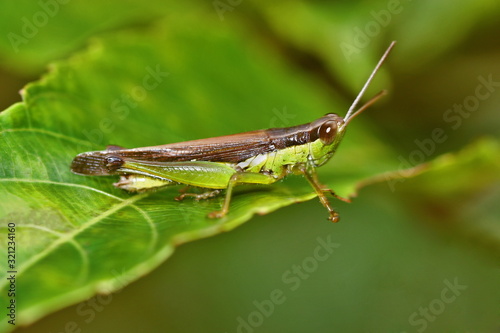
[71,41,395,222]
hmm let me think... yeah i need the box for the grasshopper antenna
[344,41,396,122]
[344,90,387,126]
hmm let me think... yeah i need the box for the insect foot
[328,212,340,223]
[207,210,226,219]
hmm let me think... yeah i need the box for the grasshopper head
[309,41,396,167]
[308,113,346,166]
[308,89,387,167]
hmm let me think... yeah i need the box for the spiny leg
[299,164,345,222]
[301,164,351,203]
[208,172,277,219]
[175,189,222,201]
[317,186,351,203]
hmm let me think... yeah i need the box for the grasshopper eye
[318,121,338,145]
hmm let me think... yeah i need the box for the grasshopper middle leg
[208,172,277,219]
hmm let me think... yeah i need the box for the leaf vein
[0,128,93,147]
[0,178,159,253]
[20,224,90,282]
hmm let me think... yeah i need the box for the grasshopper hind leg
[175,189,222,201]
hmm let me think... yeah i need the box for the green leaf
[0,17,400,329]
[390,138,500,256]
[248,0,499,83]
[0,1,188,74]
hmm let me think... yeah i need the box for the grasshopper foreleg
[317,186,351,204]
[299,164,347,223]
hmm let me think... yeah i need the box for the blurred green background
[1,0,499,332]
